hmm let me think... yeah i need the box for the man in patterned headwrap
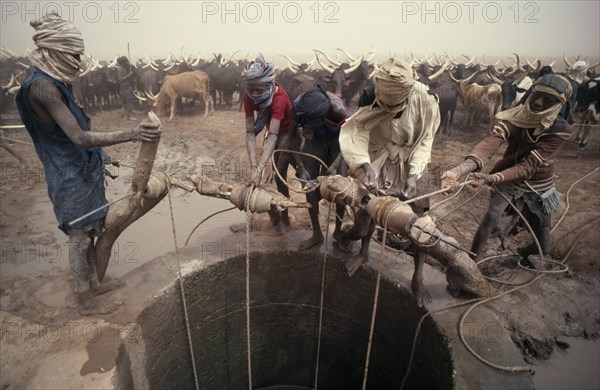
[242,53,292,235]
[16,12,161,315]
[338,59,440,306]
[441,74,573,269]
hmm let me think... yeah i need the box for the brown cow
[150,70,213,120]
[457,80,502,129]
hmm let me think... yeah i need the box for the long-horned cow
[455,77,502,129]
[149,70,213,120]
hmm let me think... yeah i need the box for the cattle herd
[1,48,598,148]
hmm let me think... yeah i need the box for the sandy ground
[0,99,599,389]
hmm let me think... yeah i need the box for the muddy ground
[0,100,599,389]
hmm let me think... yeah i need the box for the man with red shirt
[242,53,292,234]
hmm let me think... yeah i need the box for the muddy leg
[411,247,431,307]
[470,191,510,260]
[87,241,125,295]
[332,203,351,252]
[299,190,324,250]
[271,153,291,236]
[345,216,376,277]
[68,229,122,316]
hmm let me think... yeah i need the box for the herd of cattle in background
[0,47,598,146]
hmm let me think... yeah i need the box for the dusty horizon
[1,0,598,68]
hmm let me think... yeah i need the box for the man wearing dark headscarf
[242,53,292,234]
[441,74,573,268]
[16,12,161,315]
[285,84,351,250]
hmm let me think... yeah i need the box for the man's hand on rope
[472,172,502,186]
[246,163,262,187]
[440,170,459,194]
[403,174,418,199]
[356,162,378,194]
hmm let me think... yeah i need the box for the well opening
[115,251,454,389]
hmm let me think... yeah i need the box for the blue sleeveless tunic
[16,68,108,233]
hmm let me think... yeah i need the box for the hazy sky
[1,0,599,68]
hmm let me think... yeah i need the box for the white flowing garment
[340,82,440,193]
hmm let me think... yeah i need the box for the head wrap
[243,53,276,133]
[27,12,85,84]
[496,74,572,134]
[242,52,275,84]
[294,86,331,128]
[347,59,416,131]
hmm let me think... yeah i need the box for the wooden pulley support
[193,175,311,213]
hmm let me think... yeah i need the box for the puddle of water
[1,190,245,281]
[533,337,600,390]
[111,192,245,277]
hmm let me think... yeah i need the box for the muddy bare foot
[270,221,290,236]
[78,300,123,316]
[411,280,432,307]
[333,230,351,252]
[92,278,125,296]
[345,253,368,277]
[298,234,324,250]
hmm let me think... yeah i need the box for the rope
[401,167,598,385]
[165,177,200,390]
[314,197,335,389]
[551,167,599,234]
[184,206,237,246]
[0,136,33,145]
[362,202,403,390]
[270,149,330,194]
[244,183,254,390]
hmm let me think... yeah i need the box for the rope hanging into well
[165,177,200,390]
[244,183,255,389]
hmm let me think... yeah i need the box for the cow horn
[462,53,476,65]
[487,69,504,85]
[280,54,301,67]
[227,50,241,64]
[336,48,356,62]
[478,54,488,67]
[548,60,556,67]
[16,61,30,69]
[428,60,449,81]
[164,61,175,71]
[149,62,158,71]
[365,48,376,62]
[314,52,336,73]
[513,53,525,72]
[305,59,315,71]
[164,54,172,64]
[286,60,299,73]
[134,91,147,101]
[343,54,365,75]
[313,50,341,67]
[145,91,158,101]
[3,74,16,89]
[107,54,118,68]
[3,47,20,58]
[145,53,158,67]
[563,51,573,68]
[589,61,600,70]
[525,56,536,68]
[369,63,379,79]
